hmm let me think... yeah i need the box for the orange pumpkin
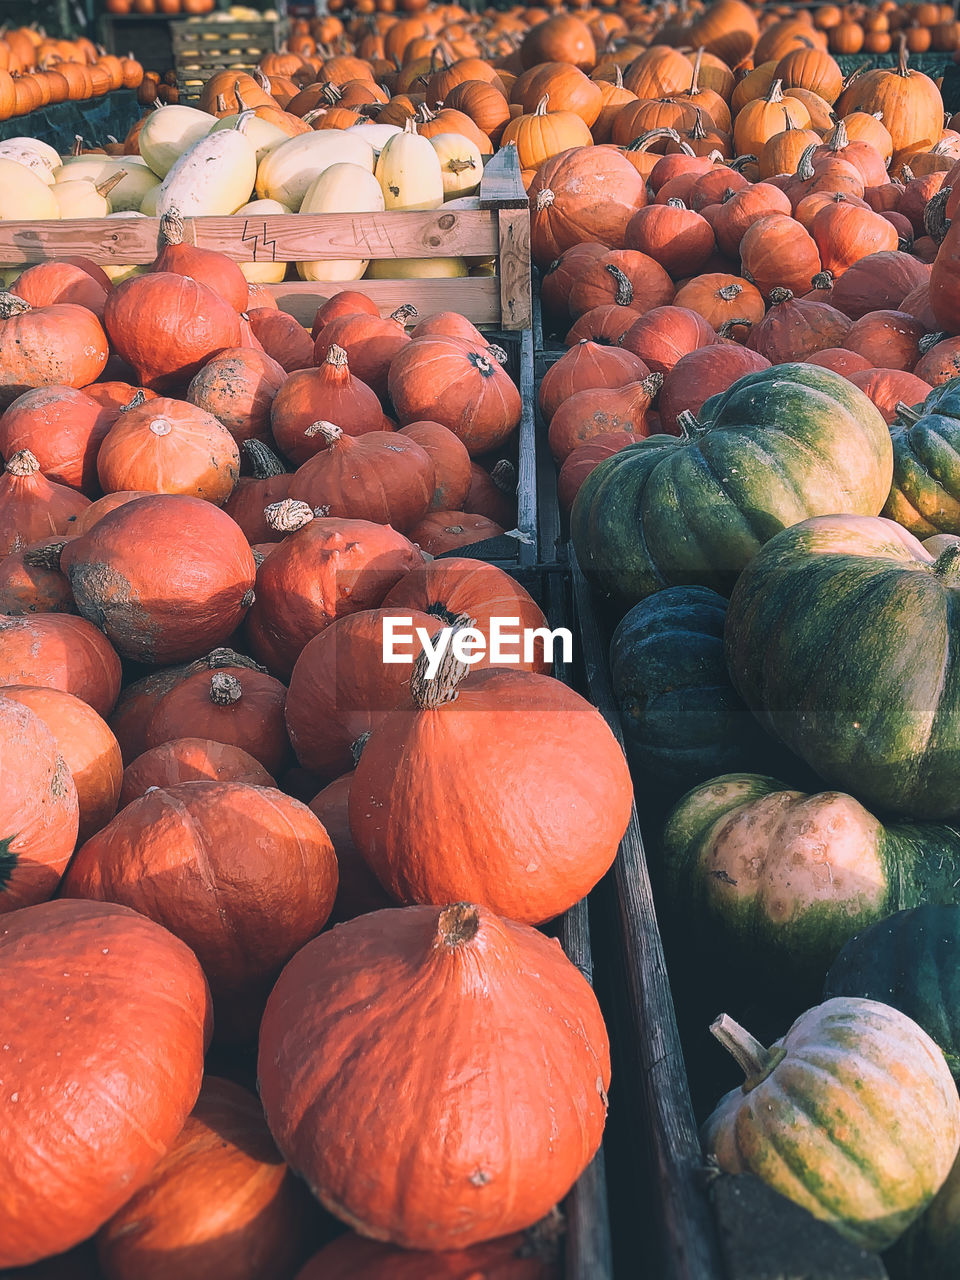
[11,261,110,318]
[0,450,89,557]
[120,739,273,807]
[0,293,108,408]
[271,344,385,466]
[186,348,285,447]
[528,146,648,266]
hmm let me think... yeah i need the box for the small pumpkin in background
[408,511,505,554]
[0,536,76,617]
[308,772,393,924]
[247,309,315,374]
[397,420,471,512]
[120,738,274,808]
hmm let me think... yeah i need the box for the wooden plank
[515,327,537,566]
[497,209,532,332]
[570,552,725,1280]
[0,211,500,267]
[534,358,562,566]
[267,277,501,326]
[479,142,529,209]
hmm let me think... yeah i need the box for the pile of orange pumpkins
[0,26,143,119]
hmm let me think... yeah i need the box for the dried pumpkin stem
[606,262,634,307]
[717,283,742,301]
[5,449,40,477]
[491,458,517,494]
[934,545,960,583]
[390,303,418,325]
[710,1013,783,1087]
[325,343,349,369]
[158,207,184,247]
[895,400,923,425]
[22,540,66,570]
[304,420,343,444]
[202,647,265,672]
[0,292,31,319]
[436,902,480,947]
[769,287,794,305]
[121,389,147,412]
[265,499,315,533]
[242,439,287,479]
[410,613,475,708]
[209,671,243,705]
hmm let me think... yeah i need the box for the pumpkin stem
[811,270,835,290]
[242,439,287,479]
[665,197,687,210]
[895,400,923,425]
[933,545,960,583]
[728,153,757,172]
[769,286,794,305]
[491,458,517,494]
[321,81,342,105]
[924,187,952,243]
[689,109,708,143]
[625,128,682,153]
[614,64,623,89]
[765,78,784,104]
[676,410,706,441]
[158,207,185,247]
[688,45,704,94]
[73,134,83,156]
[265,499,315,533]
[410,613,475,708]
[351,731,371,767]
[717,283,742,301]
[251,547,265,569]
[487,343,509,365]
[325,343,349,369]
[641,371,664,398]
[710,1013,784,1089]
[0,291,31,319]
[209,671,243,705]
[895,32,910,78]
[796,143,817,181]
[436,902,480,947]
[606,263,634,307]
[304,420,343,445]
[389,303,418,326]
[918,332,947,356]
[4,449,40,477]
[825,118,849,152]
[22,540,66,570]
[121,389,147,413]
[717,318,754,337]
[534,93,550,116]
[202,647,265,673]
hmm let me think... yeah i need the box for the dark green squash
[824,905,960,1080]
[887,1149,960,1280]
[884,411,960,536]
[725,513,960,820]
[609,586,778,792]
[661,773,960,982]
[570,363,892,608]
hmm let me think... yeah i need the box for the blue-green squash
[824,905,960,1080]
[887,1149,960,1280]
[883,410,960,536]
[661,773,960,979]
[570,363,892,608]
[725,513,960,819]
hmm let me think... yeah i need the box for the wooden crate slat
[266,277,501,326]
[0,211,500,266]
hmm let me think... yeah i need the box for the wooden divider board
[268,277,501,326]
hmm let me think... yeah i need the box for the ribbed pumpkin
[739,214,822,298]
[61,495,256,665]
[711,184,793,259]
[547,377,659,460]
[0,387,113,496]
[566,304,643,347]
[388,335,521,455]
[96,395,240,504]
[725,514,960,818]
[398,420,471,512]
[271,345,385,467]
[883,401,960,536]
[186,348,286,447]
[286,606,435,780]
[540,242,607,327]
[296,1228,560,1280]
[746,287,852,362]
[624,200,716,279]
[2,684,120,844]
[539,340,650,422]
[916,338,960,387]
[245,511,423,677]
[350,651,631,924]
[120,738,273,807]
[812,200,900,278]
[287,424,434,533]
[0,692,79,911]
[150,208,249,313]
[703,998,960,1251]
[311,291,378,341]
[222,441,291,546]
[258,902,610,1247]
[830,250,931,319]
[0,293,108,408]
[620,305,718,377]
[103,274,241,394]
[0,450,89,556]
[672,275,766,340]
[528,146,648,266]
[62,781,338,1042]
[849,368,932,424]
[843,309,925,371]
[572,365,892,606]
[835,40,945,167]
[0,614,121,717]
[143,666,289,777]
[96,1076,314,1280]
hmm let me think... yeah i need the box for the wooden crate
[99,13,186,69]
[172,15,290,102]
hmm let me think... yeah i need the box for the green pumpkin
[884,411,960,536]
[725,513,960,819]
[703,998,960,1253]
[609,587,778,791]
[922,373,960,421]
[824,905,960,1080]
[570,363,892,608]
[661,774,960,979]
[887,1148,960,1280]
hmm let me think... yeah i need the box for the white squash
[138,104,218,179]
[233,197,292,283]
[140,183,160,216]
[0,140,59,185]
[51,175,120,220]
[210,112,289,164]
[0,160,60,219]
[429,132,484,199]
[296,163,385,282]
[347,122,402,157]
[375,118,444,212]
[365,256,468,279]
[52,157,159,214]
[255,131,374,210]
[155,112,258,218]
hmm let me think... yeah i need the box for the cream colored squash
[429,132,484,199]
[297,162,385,282]
[139,104,218,179]
[0,140,59,185]
[140,183,160,216]
[51,178,114,220]
[210,112,289,164]
[255,131,375,210]
[375,118,443,212]
[233,197,292,283]
[155,112,257,218]
[0,160,59,219]
[365,255,468,279]
[348,121,402,157]
[102,264,147,285]
[52,156,159,214]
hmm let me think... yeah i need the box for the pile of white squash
[0,105,486,284]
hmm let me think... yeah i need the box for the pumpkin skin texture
[258,902,611,1249]
[61,495,256,665]
[725,514,960,819]
[0,297,109,409]
[120,739,274,807]
[884,411,960,536]
[295,1229,560,1279]
[0,693,79,911]
[609,588,779,792]
[286,607,435,781]
[96,1076,315,1280]
[702,998,960,1252]
[398,421,471,512]
[308,773,393,924]
[824,905,960,1081]
[0,897,211,1268]
[61,782,338,1043]
[350,664,631,924]
[571,364,893,607]
[0,386,113,495]
[186,348,286,446]
[0,614,121,718]
[663,773,960,982]
[1,685,121,845]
